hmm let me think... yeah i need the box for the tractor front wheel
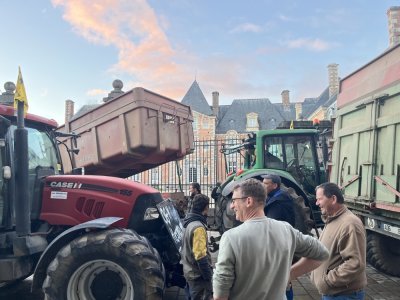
[43,228,165,300]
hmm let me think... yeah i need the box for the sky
[0,0,398,125]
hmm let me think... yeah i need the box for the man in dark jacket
[262,174,295,227]
[181,194,213,300]
[187,182,201,213]
[262,174,295,300]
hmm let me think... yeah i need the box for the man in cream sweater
[213,178,329,300]
[292,182,367,299]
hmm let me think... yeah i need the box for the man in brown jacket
[290,182,367,300]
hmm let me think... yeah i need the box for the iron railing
[129,138,245,205]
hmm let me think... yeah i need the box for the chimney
[327,63,339,98]
[65,99,74,123]
[295,102,303,120]
[281,90,290,111]
[388,6,400,47]
[212,91,219,117]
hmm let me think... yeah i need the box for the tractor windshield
[26,127,60,174]
[263,134,319,193]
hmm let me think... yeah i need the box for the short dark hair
[262,174,281,187]
[316,182,344,204]
[233,178,266,204]
[191,194,209,213]
[191,182,201,193]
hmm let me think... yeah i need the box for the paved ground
[164,264,400,300]
[1,231,400,299]
[0,263,399,299]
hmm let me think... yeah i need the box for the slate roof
[301,87,337,119]
[180,80,302,134]
[273,103,297,120]
[181,80,213,116]
[215,98,288,134]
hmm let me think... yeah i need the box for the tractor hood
[40,175,162,228]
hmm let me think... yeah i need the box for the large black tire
[215,183,313,235]
[43,228,165,300]
[214,194,240,234]
[282,185,313,235]
[367,231,400,277]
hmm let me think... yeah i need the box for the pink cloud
[51,1,299,103]
[52,0,192,98]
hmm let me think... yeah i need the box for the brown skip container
[58,87,194,178]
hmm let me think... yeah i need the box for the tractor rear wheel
[43,228,165,300]
[367,231,400,277]
[281,185,314,234]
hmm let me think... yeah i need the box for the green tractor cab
[213,122,332,237]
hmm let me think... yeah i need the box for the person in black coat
[262,174,295,227]
[262,174,295,300]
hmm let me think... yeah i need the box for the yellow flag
[14,67,28,116]
[290,120,294,130]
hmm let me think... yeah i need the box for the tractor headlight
[143,207,160,220]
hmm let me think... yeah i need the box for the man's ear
[246,197,252,207]
[332,195,337,204]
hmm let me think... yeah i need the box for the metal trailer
[330,43,400,276]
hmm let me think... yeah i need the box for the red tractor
[0,83,193,299]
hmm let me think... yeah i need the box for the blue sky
[0,0,398,124]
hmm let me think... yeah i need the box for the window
[203,118,209,129]
[151,169,158,184]
[247,117,257,127]
[26,127,60,173]
[203,166,209,177]
[225,132,237,146]
[227,161,237,173]
[189,167,197,183]
[246,113,258,129]
[264,136,284,169]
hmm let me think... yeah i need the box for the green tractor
[213,121,332,237]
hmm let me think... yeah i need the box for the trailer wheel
[367,231,400,277]
[43,228,165,300]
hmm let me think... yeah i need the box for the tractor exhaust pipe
[15,101,30,236]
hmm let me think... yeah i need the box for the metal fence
[129,138,244,204]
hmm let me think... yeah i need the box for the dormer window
[247,118,257,127]
[246,113,259,131]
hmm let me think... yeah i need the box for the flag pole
[17,100,25,128]
[14,68,30,236]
